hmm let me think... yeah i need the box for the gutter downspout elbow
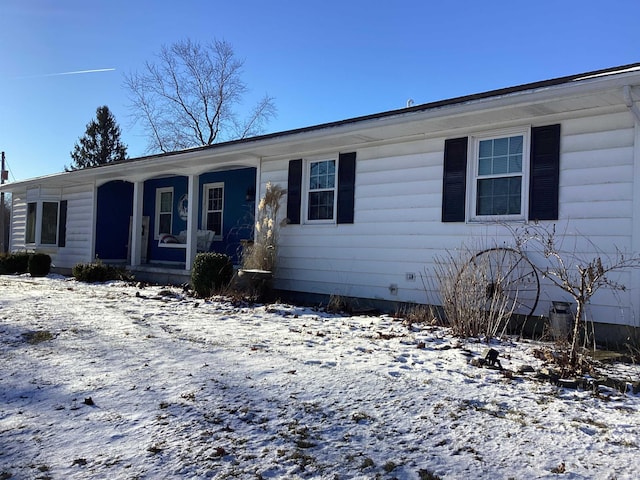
[623,85,640,123]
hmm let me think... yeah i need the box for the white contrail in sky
[46,68,116,76]
[17,68,116,79]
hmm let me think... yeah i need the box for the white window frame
[202,182,224,241]
[25,200,60,246]
[303,156,338,224]
[155,187,174,240]
[40,201,60,245]
[469,127,531,222]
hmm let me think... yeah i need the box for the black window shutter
[337,152,356,224]
[529,124,560,221]
[58,200,68,247]
[442,137,468,222]
[287,159,302,225]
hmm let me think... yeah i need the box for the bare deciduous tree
[124,39,276,153]
[515,224,640,369]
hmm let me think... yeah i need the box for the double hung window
[155,187,173,239]
[286,152,356,226]
[472,132,528,220]
[306,159,337,222]
[202,183,224,240]
[40,202,59,244]
[25,201,60,245]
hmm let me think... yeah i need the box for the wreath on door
[178,194,188,221]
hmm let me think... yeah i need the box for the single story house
[2,63,640,340]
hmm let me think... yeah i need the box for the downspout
[623,85,640,123]
[626,84,640,327]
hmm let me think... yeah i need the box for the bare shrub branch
[433,242,525,341]
[513,223,640,369]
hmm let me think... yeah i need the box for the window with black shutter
[287,159,302,224]
[442,124,560,223]
[287,152,356,225]
[58,200,67,247]
[337,152,356,224]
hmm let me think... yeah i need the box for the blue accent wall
[200,168,256,262]
[94,169,257,265]
[144,176,188,263]
[96,181,133,260]
[141,167,256,264]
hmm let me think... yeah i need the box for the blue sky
[0,0,638,181]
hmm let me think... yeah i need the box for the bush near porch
[191,252,233,297]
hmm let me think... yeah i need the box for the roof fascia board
[349,70,640,130]
[245,70,640,157]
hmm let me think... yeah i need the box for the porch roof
[3,62,640,191]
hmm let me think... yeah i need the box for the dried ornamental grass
[242,182,286,273]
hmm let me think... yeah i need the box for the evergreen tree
[67,106,128,170]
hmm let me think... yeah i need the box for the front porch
[94,166,256,277]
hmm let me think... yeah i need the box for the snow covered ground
[1,275,639,480]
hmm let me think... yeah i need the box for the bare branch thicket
[432,243,519,341]
[236,94,278,140]
[513,223,640,368]
[124,38,276,153]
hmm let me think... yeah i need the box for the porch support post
[185,174,198,271]
[130,180,144,266]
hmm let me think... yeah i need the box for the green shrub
[0,254,9,274]
[0,252,31,274]
[28,253,52,277]
[72,261,130,283]
[191,252,233,297]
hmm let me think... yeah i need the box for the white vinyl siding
[272,109,638,326]
[9,184,95,270]
[58,186,94,267]
[9,190,28,251]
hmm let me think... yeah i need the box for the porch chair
[177,229,215,252]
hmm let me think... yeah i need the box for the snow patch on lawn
[1,275,639,479]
